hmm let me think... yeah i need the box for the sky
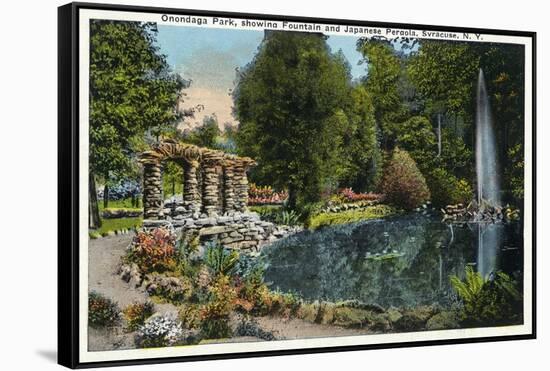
[155,26,365,129]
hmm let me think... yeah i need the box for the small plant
[200,275,236,339]
[88,291,120,328]
[450,267,523,327]
[275,209,301,226]
[135,315,183,348]
[379,148,430,210]
[128,227,177,273]
[122,301,154,331]
[205,243,239,276]
[178,304,202,330]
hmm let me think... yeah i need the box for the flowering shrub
[88,291,120,328]
[339,188,384,203]
[236,265,301,317]
[200,275,237,339]
[178,304,202,330]
[128,228,177,273]
[379,148,430,210]
[122,301,154,331]
[248,183,288,205]
[135,315,183,348]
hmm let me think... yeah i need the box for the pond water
[261,214,523,308]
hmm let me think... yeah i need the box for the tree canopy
[234,31,352,209]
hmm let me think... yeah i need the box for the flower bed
[247,183,288,205]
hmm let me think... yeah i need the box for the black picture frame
[58,2,537,368]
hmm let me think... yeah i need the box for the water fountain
[475,68,502,277]
[476,68,500,209]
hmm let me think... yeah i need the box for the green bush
[205,243,239,276]
[88,291,120,328]
[379,148,430,210]
[450,267,523,327]
[427,168,473,207]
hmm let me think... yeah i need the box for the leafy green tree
[407,40,479,120]
[89,20,186,227]
[163,161,184,198]
[506,143,524,200]
[185,115,221,149]
[233,31,351,209]
[340,85,381,192]
[358,38,404,150]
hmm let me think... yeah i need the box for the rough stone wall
[144,212,301,254]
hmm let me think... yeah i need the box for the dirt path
[253,316,369,340]
[88,234,179,351]
[88,234,370,350]
[88,234,178,313]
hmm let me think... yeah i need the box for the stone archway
[139,139,256,220]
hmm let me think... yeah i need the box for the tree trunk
[89,173,101,229]
[103,184,109,208]
[287,184,297,210]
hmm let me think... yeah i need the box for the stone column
[201,161,220,216]
[223,161,236,213]
[142,160,163,219]
[234,162,249,212]
[183,160,201,215]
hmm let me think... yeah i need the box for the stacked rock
[144,212,302,254]
[201,155,222,216]
[223,160,236,213]
[234,163,248,212]
[183,160,201,215]
[141,153,163,219]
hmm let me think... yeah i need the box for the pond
[261,214,523,308]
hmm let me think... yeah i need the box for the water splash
[476,69,500,208]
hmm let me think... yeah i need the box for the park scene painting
[85,18,527,352]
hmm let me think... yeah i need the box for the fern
[450,266,484,303]
[450,266,523,326]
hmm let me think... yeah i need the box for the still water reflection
[262,215,522,308]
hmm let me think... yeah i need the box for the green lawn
[307,205,398,229]
[89,217,143,238]
[98,198,140,211]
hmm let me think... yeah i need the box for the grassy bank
[307,205,398,229]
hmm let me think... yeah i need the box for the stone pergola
[139,139,256,219]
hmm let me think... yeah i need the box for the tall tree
[234,31,351,209]
[358,38,404,150]
[89,20,186,228]
[340,85,381,192]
